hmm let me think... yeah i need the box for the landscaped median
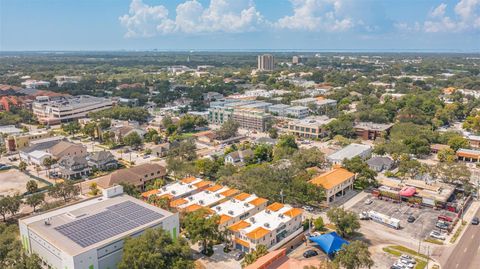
[449,221,466,244]
[383,245,429,269]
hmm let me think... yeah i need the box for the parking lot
[350,195,455,240]
[0,169,47,196]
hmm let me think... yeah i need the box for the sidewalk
[445,199,480,245]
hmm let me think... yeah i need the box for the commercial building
[170,185,238,213]
[268,104,290,116]
[310,168,355,204]
[211,193,268,228]
[207,106,234,125]
[285,106,309,119]
[19,186,179,269]
[141,177,212,201]
[467,135,480,149]
[229,202,303,252]
[288,116,333,139]
[258,54,275,71]
[354,122,393,140]
[5,130,54,153]
[292,56,307,65]
[327,143,372,164]
[232,109,273,131]
[291,97,337,115]
[456,148,480,162]
[33,95,113,125]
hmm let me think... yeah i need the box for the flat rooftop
[328,143,372,161]
[176,185,237,210]
[211,193,268,224]
[354,122,394,131]
[153,177,207,199]
[290,116,333,126]
[20,194,174,256]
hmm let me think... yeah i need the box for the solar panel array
[54,201,164,248]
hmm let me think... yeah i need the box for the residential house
[151,142,170,158]
[57,155,91,180]
[225,149,254,166]
[47,141,87,159]
[367,156,394,172]
[87,151,118,171]
[110,125,147,143]
[95,163,167,190]
[310,168,355,204]
[327,143,372,164]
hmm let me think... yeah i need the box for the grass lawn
[383,245,429,269]
[450,222,466,243]
[424,238,444,245]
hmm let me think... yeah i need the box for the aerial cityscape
[1,1,480,269]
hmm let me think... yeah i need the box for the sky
[1,0,479,52]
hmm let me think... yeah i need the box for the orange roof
[141,189,159,198]
[229,220,251,232]
[158,193,174,200]
[194,180,212,188]
[283,208,303,218]
[206,184,223,192]
[457,151,480,158]
[235,238,250,248]
[170,198,187,207]
[184,204,204,213]
[220,188,238,197]
[249,197,268,207]
[316,96,325,100]
[234,192,251,201]
[267,202,284,212]
[246,227,270,240]
[181,176,197,184]
[219,214,233,224]
[310,168,355,190]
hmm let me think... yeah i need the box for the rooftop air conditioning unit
[205,190,210,194]
[171,190,176,195]
[216,206,221,211]
[215,193,221,198]
[249,217,255,223]
[265,209,271,214]
[244,203,250,207]
[162,187,167,191]
[228,210,234,215]
[278,213,284,218]
[44,217,52,226]
[188,196,194,200]
[188,185,193,188]
[264,223,270,228]
[199,200,204,205]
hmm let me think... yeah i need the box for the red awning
[399,187,416,197]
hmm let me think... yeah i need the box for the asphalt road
[443,208,480,269]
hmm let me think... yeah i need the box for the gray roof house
[224,149,254,166]
[327,143,372,164]
[87,151,118,171]
[367,156,394,172]
[58,155,91,180]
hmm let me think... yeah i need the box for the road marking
[472,234,475,239]
[456,263,459,268]
[464,247,468,253]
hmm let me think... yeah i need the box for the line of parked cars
[391,254,416,269]
[429,230,447,240]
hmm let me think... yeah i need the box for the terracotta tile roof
[141,189,159,198]
[184,204,204,213]
[267,202,284,212]
[309,168,355,190]
[181,176,197,184]
[194,181,212,188]
[246,227,270,240]
[170,198,187,208]
[229,220,251,232]
[206,185,223,192]
[283,208,303,218]
[249,197,268,207]
[220,188,238,197]
[219,214,233,224]
[235,238,250,248]
[234,192,251,201]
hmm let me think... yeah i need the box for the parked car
[407,216,416,223]
[359,211,370,220]
[303,249,318,258]
[302,205,314,212]
[436,221,449,230]
[472,217,479,225]
[438,215,453,222]
[364,199,373,205]
[232,250,245,261]
[430,231,446,240]
[400,255,416,264]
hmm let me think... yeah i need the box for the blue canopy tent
[309,232,350,256]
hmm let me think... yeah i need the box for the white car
[430,231,446,240]
[302,205,314,212]
[364,199,373,205]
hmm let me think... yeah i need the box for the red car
[438,215,453,222]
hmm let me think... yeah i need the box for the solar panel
[54,201,164,248]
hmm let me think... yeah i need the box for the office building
[288,116,333,139]
[19,186,179,269]
[354,122,393,140]
[284,106,309,119]
[33,95,113,125]
[268,104,290,116]
[310,168,355,204]
[207,106,234,125]
[292,56,307,65]
[327,143,372,164]
[229,202,303,252]
[233,109,273,132]
[257,54,275,71]
[5,130,54,153]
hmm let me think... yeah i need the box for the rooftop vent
[249,217,255,223]
[216,206,221,211]
[228,210,234,215]
[44,217,52,226]
[199,200,204,205]
[265,209,271,214]
[264,223,270,228]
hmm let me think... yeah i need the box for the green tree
[273,135,298,160]
[242,245,269,267]
[82,122,97,139]
[42,157,56,178]
[26,193,45,212]
[313,216,324,231]
[0,223,42,268]
[98,118,112,130]
[118,228,194,269]
[447,136,469,151]
[182,209,221,255]
[123,132,143,149]
[326,207,360,238]
[0,195,21,221]
[26,180,38,194]
[18,161,27,172]
[89,182,100,196]
[333,240,374,269]
[252,144,273,163]
[61,121,81,136]
[342,157,377,189]
[268,127,279,139]
[437,148,456,162]
[48,180,80,203]
[216,119,239,140]
[119,182,140,198]
[195,158,221,179]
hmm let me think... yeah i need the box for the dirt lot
[288,240,329,264]
[350,194,455,240]
[0,169,47,196]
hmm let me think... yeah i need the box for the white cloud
[119,0,263,37]
[275,0,354,32]
[424,0,480,32]
[430,3,447,17]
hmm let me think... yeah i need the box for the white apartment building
[288,116,334,138]
[268,104,290,116]
[211,193,268,228]
[141,176,211,200]
[33,95,113,125]
[171,184,238,213]
[257,54,275,71]
[19,186,179,269]
[229,202,303,252]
